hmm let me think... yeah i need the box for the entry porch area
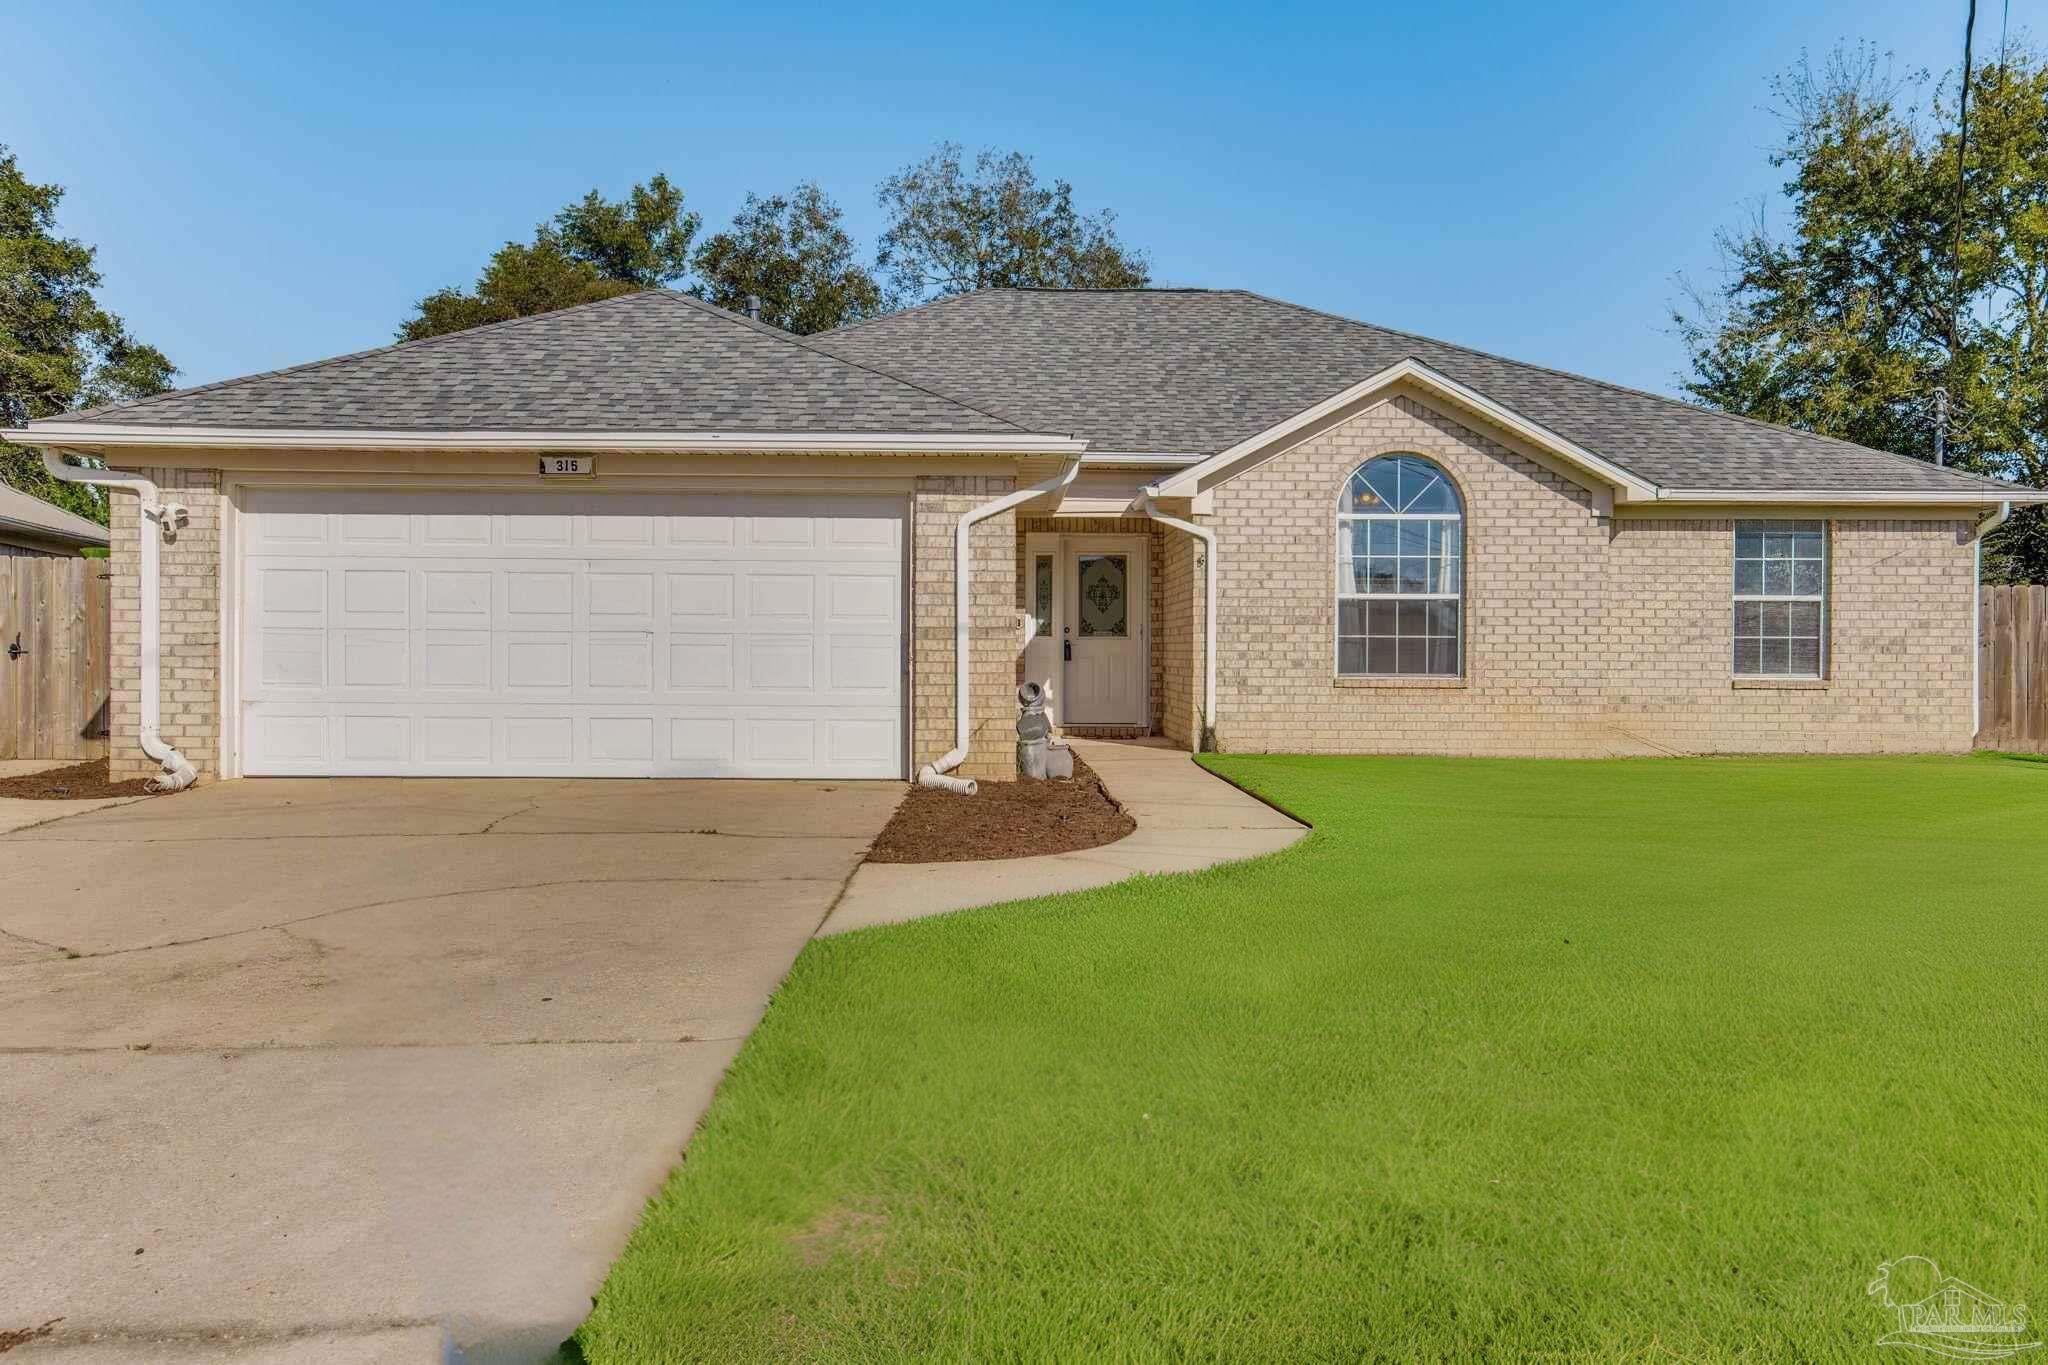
[1013,514,1206,749]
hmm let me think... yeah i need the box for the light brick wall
[1156,528,1206,749]
[1202,394,1977,756]
[1605,516,1975,753]
[913,474,1019,782]
[107,467,221,782]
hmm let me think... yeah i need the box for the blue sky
[5,0,2012,399]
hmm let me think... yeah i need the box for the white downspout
[1136,489,1217,748]
[40,448,197,792]
[917,454,1085,795]
[1971,499,2013,740]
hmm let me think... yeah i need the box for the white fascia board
[1651,486,2048,505]
[1080,451,1208,467]
[1144,358,1662,501]
[5,424,1088,455]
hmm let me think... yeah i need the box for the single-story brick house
[7,287,2042,787]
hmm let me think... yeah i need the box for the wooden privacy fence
[0,557,111,762]
[1979,584,2048,753]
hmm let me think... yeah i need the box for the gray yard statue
[1016,682,1074,779]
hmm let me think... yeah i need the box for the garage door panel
[586,634,655,692]
[501,634,573,692]
[744,573,814,626]
[254,566,328,624]
[338,630,409,690]
[423,632,491,690]
[423,570,491,625]
[588,572,656,628]
[241,491,904,777]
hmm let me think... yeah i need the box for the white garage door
[238,489,905,778]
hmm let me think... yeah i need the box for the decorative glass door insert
[1076,554,1128,638]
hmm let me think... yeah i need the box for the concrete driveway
[0,777,901,1363]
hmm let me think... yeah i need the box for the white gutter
[917,454,1086,795]
[1649,487,2048,505]
[3,424,1088,456]
[1136,490,1218,747]
[1971,500,2014,740]
[37,448,197,792]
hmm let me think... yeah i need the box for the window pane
[1735,528,1763,558]
[1762,560,1792,595]
[1396,637,1427,674]
[1396,600,1427,636]
[1760,601,1788,636]
[1368,520,1398,554]
[1338,638,1370,674]
[1338,600,1369,636]
[1397,557,1428,593]
[1791,529,1824,560]
[1339,558,1368,594]
[1368,557,1397,592]
[1361,462,1401,510]
[1735,638,1762,674]
[1033,556,1053,635]
[1734,601,1761,636]
[1789,637,1821,676]
[1735,560,1763,594]
[1788,601,1821,636]
[1427,638,1459,674]
[1761,637,1790,674]
[1405,476,1459,515]
[1427,601,1460,636]
[1792,560,1823,595]
[1368,637,1397,673]
[1369,600,1397,634]
[1763,531,1793,560]
[1398,520,1430,556]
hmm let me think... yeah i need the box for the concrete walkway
[822,738,1307,935]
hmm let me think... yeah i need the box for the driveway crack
[59,875,845,962]
[0,924,78,959]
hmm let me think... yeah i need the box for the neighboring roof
[813,288,2024,497]
[0,483,109,548]
[48,290,1035,438]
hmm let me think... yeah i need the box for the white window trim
[1731,519,1828,679]
[1334,462,1465,679]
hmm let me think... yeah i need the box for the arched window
[1336,454,1463,676]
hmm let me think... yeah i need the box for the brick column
[107,467,221,782]
[911,474,1019,783]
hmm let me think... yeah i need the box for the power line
[1941,0,1978,467]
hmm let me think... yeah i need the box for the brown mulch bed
[867,753,1135,864]
[0,758,154,800]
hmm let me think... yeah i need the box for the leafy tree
[1676,43,2048,580]
[693,182,881,334]
[400,173,699,341]
[0,144,174,523]
[874,143,1151,307]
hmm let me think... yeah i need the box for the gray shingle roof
[812,288,2021,496]
[60,290,1030,436]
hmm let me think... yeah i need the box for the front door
[1062,542,1146,726]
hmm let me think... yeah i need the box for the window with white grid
[1336,454,1463,676]
[1732,519,1827,677]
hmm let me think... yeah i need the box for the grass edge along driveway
[573,753,2048,1362]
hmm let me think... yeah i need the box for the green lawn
[574,754,2048,1362]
